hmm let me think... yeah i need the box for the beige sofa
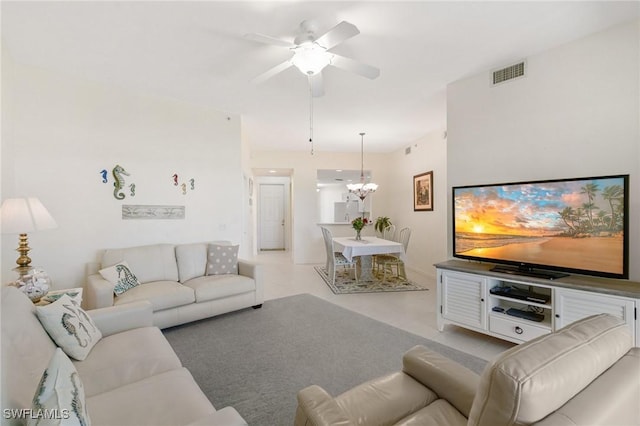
[295,314,640,426]
[1,285,246,425]
[85,242,263,329]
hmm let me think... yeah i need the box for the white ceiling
[2,1,638,153]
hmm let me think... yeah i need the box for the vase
[355,229,362,240]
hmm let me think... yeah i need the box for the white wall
[1,58,245,288]
[447,20,640,280]
[384,130,448,278]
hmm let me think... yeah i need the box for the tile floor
[256,250,514,361]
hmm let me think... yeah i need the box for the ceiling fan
[245,20,380,97]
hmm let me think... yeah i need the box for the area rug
[163,293,487,425]
[314,265,428,294]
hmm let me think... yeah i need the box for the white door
[259,183,285,250]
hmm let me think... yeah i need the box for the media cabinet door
[555,288,636,343]
[440,270,487,332]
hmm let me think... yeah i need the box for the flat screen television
[453,174,629,279]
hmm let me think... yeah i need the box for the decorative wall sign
[122,205,185,220]
[413,171,433,211]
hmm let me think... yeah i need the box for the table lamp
[1,197,57,276]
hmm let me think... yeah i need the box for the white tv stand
[435,260,640,345]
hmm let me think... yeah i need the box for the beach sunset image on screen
[453,175,628,278]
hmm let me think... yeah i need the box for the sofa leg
[252,304,263,309]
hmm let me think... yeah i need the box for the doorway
[256,175,291,252]
[259,183,285,250]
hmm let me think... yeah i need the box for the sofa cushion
[176,241,232,283]
[394,399,467,426]
[73,326,182,397]
[29,348,91,426]
[183,274,255,303]
[113,281,195,311]
[102,244,178,284]
[86,368,217,426]
[468,313,632,426]
[335,372,437,426]
[99,261,141,295]
[1,287,58,414]
[36,294,103,361]
[206,244,239,275]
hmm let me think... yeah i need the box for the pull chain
[309,76,314,155]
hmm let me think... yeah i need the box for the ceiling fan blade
[252,60,293,85]
[314,21,360,50]
[330,54,380,79]
[309,73,325,97]
[244,33,295,48]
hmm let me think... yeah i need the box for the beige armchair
[295,314,639,426]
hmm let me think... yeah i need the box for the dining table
[332,236,405,281]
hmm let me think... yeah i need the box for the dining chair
[376,227,411,281]
[320,226,358,285]
[382,224,396,241]
[373,224,396,270]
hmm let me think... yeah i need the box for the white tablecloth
[333,236,405,261]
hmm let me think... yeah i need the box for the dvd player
[489,286,550,304]
[506,308,545,322]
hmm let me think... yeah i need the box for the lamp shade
[1,198,58,234]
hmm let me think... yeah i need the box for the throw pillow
[28,348,91,426]
[99,261,141,296]
[206,244,239,275]
[36,295,102,361]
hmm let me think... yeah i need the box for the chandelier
[347,132,378,200]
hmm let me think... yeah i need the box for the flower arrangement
[351,216,369,231]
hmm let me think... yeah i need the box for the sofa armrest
[85,273,115,309]
[294,385,351,426]
[402,345,480,418]
[87,301,153,337]
[238,259,264,304]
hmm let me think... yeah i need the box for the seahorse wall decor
[112,165,130,200]
[172,173,196,195]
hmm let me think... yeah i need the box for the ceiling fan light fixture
[291,42,332,75]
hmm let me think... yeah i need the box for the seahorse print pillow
[28,348,91,426]
[36,294,102,361]
[99,261,141,296]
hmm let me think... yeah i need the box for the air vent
[492,61,525,85]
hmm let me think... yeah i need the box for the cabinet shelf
[436,260,639,345]
[489,294,551,310]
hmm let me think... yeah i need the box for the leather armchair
[295,314,640,426]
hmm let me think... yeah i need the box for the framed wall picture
[413,171,433,211]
